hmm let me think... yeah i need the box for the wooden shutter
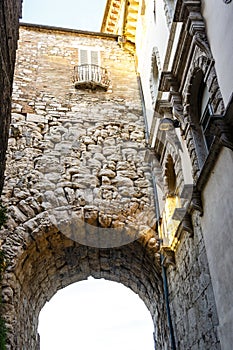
[79,49,88,65]
[90,50,99,65]
[79,48,100,66]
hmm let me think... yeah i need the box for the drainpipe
[137,74,176,350]
[161,255,176,350]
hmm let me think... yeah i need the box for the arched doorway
[38,277,155,349]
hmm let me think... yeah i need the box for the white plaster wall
[136,0,169,131]
[201,147,233,350]
[202,0,233,107]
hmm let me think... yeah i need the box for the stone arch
[0,110,169,348]
[0,210,166,349]
[183,53,225,179]
[164,154,176,196]
[150,47,161,107]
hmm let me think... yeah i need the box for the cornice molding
[101,0,140,51]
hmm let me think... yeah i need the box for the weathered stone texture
[0,0,22,193]
[0,26,166,349]
[167,212,220,349]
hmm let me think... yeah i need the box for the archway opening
[1,221,167,349]
[38,277,155,350]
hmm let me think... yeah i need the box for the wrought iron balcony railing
[73,64,110,91]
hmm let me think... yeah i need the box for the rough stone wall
[0,25,167,349]
[166,212,220,349]
[0,0,22,193]
[8,25,157,247]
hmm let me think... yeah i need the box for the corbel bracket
[190,186,203,214]
[160,247,176,268]
[208,116,233,151]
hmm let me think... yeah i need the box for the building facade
[0,0,232,349]
[102,0,233,348]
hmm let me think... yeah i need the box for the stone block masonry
[166,212,221,349]
[8,25,157,247]
[0,25,166,349]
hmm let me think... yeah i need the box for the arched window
[161,154,181,248]
[165,154,176,196]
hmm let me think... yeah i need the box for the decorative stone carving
[160,247,176,267]
[163,0,173,27]
[208,116,233,151]
[193,32,212,59]
[150,47,161,107]
[159,72,184,123]
[180,212,193,236]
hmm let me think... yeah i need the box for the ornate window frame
[184,54,225,177]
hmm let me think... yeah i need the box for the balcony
[73,64,110,91]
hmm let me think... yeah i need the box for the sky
[21,0,107,32]
[21,1,155,349]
